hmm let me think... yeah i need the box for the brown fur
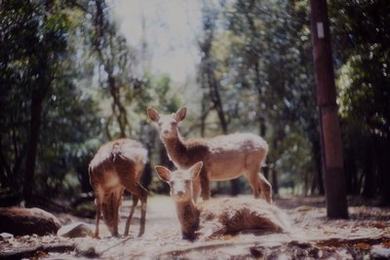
[175,201,200,240]
[148,107,272,202]
[89,138,148,238]
[198,198,288,239]
[154,164,287,241]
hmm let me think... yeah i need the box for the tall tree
[198,2,241,195]
[0,0,102,203]
[88,0,141,139]
[18,1,73,206]
[215,0,321,194]
[330,0,390,205]
[310,0,348,218]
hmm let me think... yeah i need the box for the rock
[75,240,101,258]
[0,207,61,236]
[57,222,94,238]
[0,232,14,240]
[371,245,390,259]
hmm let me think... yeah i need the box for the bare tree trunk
[272,169,279,195]
[208,80,240,195]
[310,0,348,218]
[378,138,390,205]
[310,137,325,195]
[200,97,207,137]
[24,87,47,207]
[244,6,274,193]
[362,140,375,198]
[304,170,309,196]
[93,0,130,139]
[344,147,358,195]
[199,12,239,195]
[108,75,129,138]
[23,0,51,206]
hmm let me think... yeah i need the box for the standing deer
[89,138,148,238]
[147,107,272,203]
[155,162,288,240]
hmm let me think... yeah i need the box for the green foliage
[0,0,102,198]
[1,0,388,202]
[330,0,390,201]
[198,0,319,194]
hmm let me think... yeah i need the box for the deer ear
[175,107,187,122]
[147,107,160,122]
[189,161,203,179]
[154,165,171,182]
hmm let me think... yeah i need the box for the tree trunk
[200,24,238,196]
[310,137,325,195]
[378,138,390,205]
[23,0,52,204]
[344,147,358,195]
[310,0,348,218]
[108,75,129,138]
[362,140,375,198]
[159,144,173,194]
[93,0,130,139]
[23,90,46,206]
[272,169,279,195]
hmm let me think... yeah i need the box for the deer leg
[124,183,148,237]
[258,172,272,203]
[245,170,262,198]
[245,153,272,202]
[94,197,102,238]
[137,185,148,237]
[246,171,272,203]
[245,153,261,198]
[121,170,148,237]
[124,195,139,236]
[200,169,210,200]
[111,190,122,237]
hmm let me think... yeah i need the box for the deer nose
[177,191,184,196]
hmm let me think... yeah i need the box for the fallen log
[0,243,75,259]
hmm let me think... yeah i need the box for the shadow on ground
[0,195,389,259]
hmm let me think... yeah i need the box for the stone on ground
[57,222,94,238]
[0,207,61,236]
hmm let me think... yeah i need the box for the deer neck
[162,133,190,167]
[175,199,200,236]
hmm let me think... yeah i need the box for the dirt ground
[1,195,389,259]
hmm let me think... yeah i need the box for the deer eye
[169,180,174,186]
[171,121,177,126]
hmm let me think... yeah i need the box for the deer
[154,162,288,241]
[147,106,272,203]
[89,138,148,238]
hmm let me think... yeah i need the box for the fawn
[147,107,272,203]
[155,162,288,240]
[89,138,148,238]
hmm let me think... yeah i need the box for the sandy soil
[0,195,389,259]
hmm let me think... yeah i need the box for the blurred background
[0,0,389,212]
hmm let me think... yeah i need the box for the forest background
[1,0,389,209]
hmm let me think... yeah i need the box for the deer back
[89,138,148,190]
[198,198,288,238]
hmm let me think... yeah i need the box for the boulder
[371,245,390,259]
[0,232,14,240]
[57,222,94,238]
[0,207,61,236]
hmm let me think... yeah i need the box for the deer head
[147,107,187,140]
[155,162,203,202]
